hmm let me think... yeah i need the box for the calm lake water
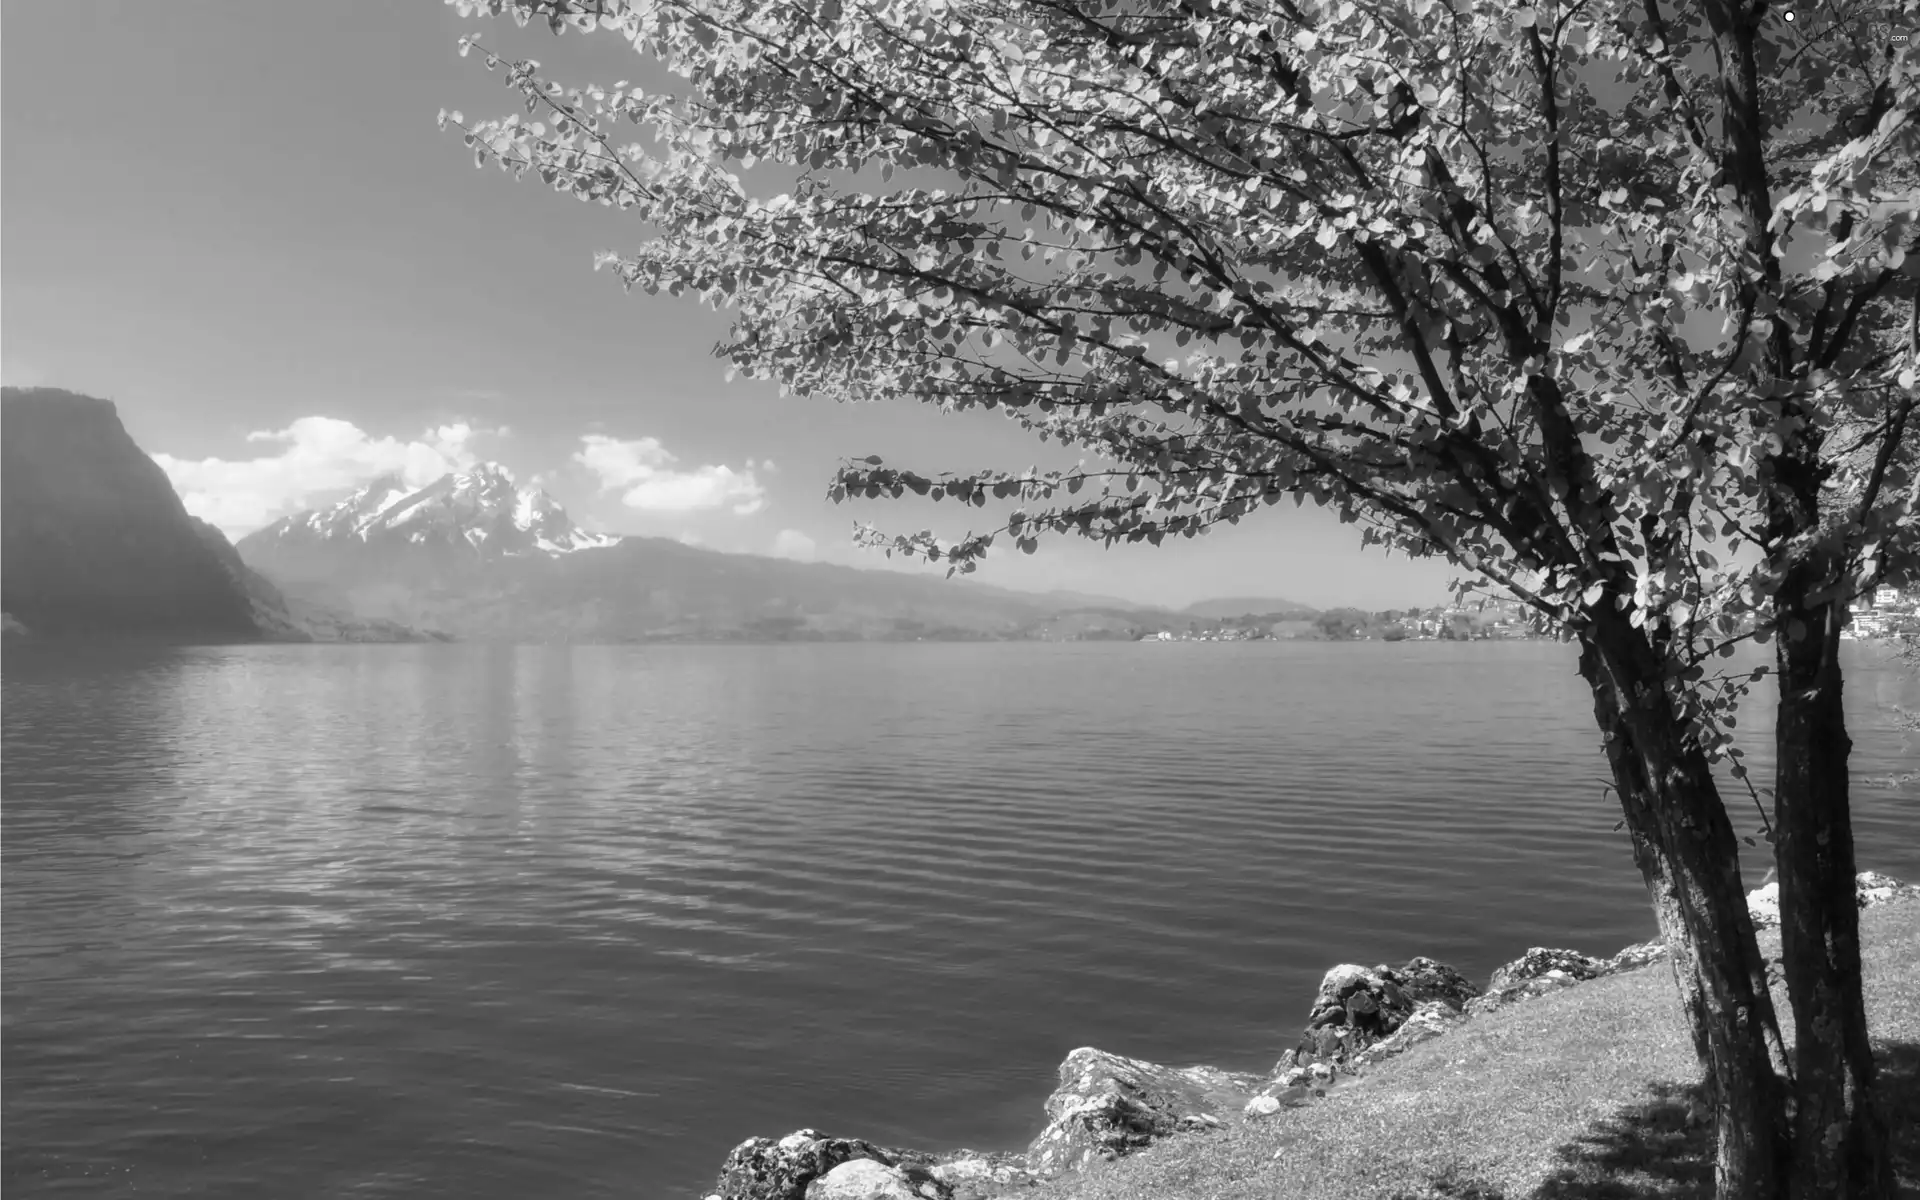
[4,640,1916,1199]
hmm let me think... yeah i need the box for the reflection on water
[4,640,1916,1199]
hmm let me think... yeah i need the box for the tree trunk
[1773,594,1893,1199]
[1578,621,1791,1199]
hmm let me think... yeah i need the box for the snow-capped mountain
[232,461,1178,644]
[245,463,619,561]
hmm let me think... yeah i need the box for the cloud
[155,417,497,538]
[676,532,705,547]
[771,529,817,561]
[574,434,768,516]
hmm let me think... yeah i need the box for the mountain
[1037,587,1158,611]
[237,468,1184,642]
[1181,595,1320,619]
[3,388,265,640]
[0,387,437,643]
[240,463,618,585]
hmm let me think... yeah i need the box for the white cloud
[574,434,768,516]
[155,417,497,538]
[676,532,705,547]
[770,529,817,561]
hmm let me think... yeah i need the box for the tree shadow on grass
[1884,1042,1920,1197]
[1531,1040,1920,1200]
[1529,1079,1713,1199]
[1393,1042,1919,1200]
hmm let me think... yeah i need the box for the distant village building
[1846,583,1917,639]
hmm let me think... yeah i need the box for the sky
[0,1,1459,611]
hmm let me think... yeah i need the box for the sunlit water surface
[4,640,1916,1199]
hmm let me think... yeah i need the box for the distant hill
[1181,596,1320,619]
[235,468,1181,643]
[0,387,437,644]
[1033,587,1160,611]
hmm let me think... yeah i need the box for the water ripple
[4,640,1915,1199]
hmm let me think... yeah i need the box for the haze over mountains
[2,388,1327,644]
[1180,596,1321,619]
[235,462,1206,642]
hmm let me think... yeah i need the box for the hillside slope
[1,388,434,643]
[1028,901,1920,1200]
[2,388,262,640]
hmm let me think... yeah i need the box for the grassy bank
[1029,901,1920,1200]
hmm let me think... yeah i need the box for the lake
[4,640,1916,1199]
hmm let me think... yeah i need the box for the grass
[1025,900,1920,1200]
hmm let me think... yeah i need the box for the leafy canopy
[445,0,1919,750]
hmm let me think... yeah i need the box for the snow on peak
[264,464,619,559]
[453,461,517,490]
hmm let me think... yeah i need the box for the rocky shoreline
[699,871,1920,1200]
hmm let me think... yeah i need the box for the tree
[440,0,1919,1193]
[1313,605,1370,639]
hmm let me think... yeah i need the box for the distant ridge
[1181,596,1320,619]
[236,477,1204,643]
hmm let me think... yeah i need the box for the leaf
[439,0,1909,833]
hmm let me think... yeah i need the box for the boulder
[706,1131,902,1200]
[1243,1054,1365,1119]
[1466,974,1578,1016]
[1349,1000,1467,1070]
[805,1159,951,1200]
[924,1151,1037,1200]
[1023,1047,1259,1176]
[1608,939,1669,973]
[1856,871,1920,911]
[1468,946,1614,1015]
[1278,957,1478,1071]
[1747,871,1920,932]
[1486,947,1610,993]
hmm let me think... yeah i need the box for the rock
[1279,957,1478,1071]
[705,1135,1028,1200]
[805,1159,951,1200]
[1746,872,1918,932]
[1023,1047,1260,1177]
[707,1130,902,1200]
[1856,871,1920,911]
[1486,947,1610,993]
[1348,1000,1466,1070]
[1393,956,1483,1009]
[1244,1094,1283,1117]
[922,1150,1036,1199]
[1244,1054,1365,1117]
[1470,946,1613,1015]
[1608,939,1669,973]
